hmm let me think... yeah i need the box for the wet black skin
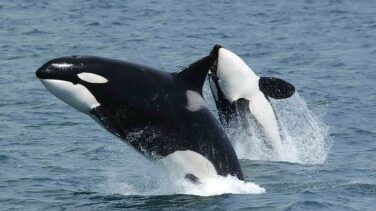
[36,53,244,180]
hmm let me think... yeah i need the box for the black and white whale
[208,46,295,159]
[36,53,244,182]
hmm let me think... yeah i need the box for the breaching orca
[208,45,295,159]
[36,53,244,182]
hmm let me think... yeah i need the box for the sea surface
[1,0,375,210]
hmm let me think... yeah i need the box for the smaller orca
[208,45,295,158]
[36,53,244,182]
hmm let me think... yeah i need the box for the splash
[104,175,265,196]
[168,175,265,196]
[232,92,331,164]
[101,164,265,196]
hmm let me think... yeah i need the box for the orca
[35,53,244,182]
[207,45,295,159]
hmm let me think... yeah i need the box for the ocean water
[1,0,375,210]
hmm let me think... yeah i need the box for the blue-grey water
[1,0,375,210]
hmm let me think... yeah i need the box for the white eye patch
[77,72,108,84]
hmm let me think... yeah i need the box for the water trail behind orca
[232,92,331,164]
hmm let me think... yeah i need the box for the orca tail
[259,77,295,99]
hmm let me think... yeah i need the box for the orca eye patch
[77,72,108,84]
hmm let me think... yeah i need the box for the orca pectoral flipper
[259,77,295,99]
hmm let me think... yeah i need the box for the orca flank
[36,54,244,181]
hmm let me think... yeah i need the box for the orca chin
[39,79,100,114]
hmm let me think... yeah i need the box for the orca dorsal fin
[259,77,295,99]
[174,54,217,95]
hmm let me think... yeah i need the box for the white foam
[103,173,265,196]
[172,175,265,196]
[231,92,331,164]
[100,153,265,196]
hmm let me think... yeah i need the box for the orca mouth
[208,44,222,77]
[89,106,103,120]
[39,79,100,114]
[209,60,218,77]
[208,61,225,104]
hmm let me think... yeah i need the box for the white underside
[159,150,218,180]
[216,48,284,158]
[217,48,259,102]
[40,79,100,114]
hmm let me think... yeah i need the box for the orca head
[208,45,295,101]
[208,45,259,103]
[210,45,258,82]
[36,56,119,115]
